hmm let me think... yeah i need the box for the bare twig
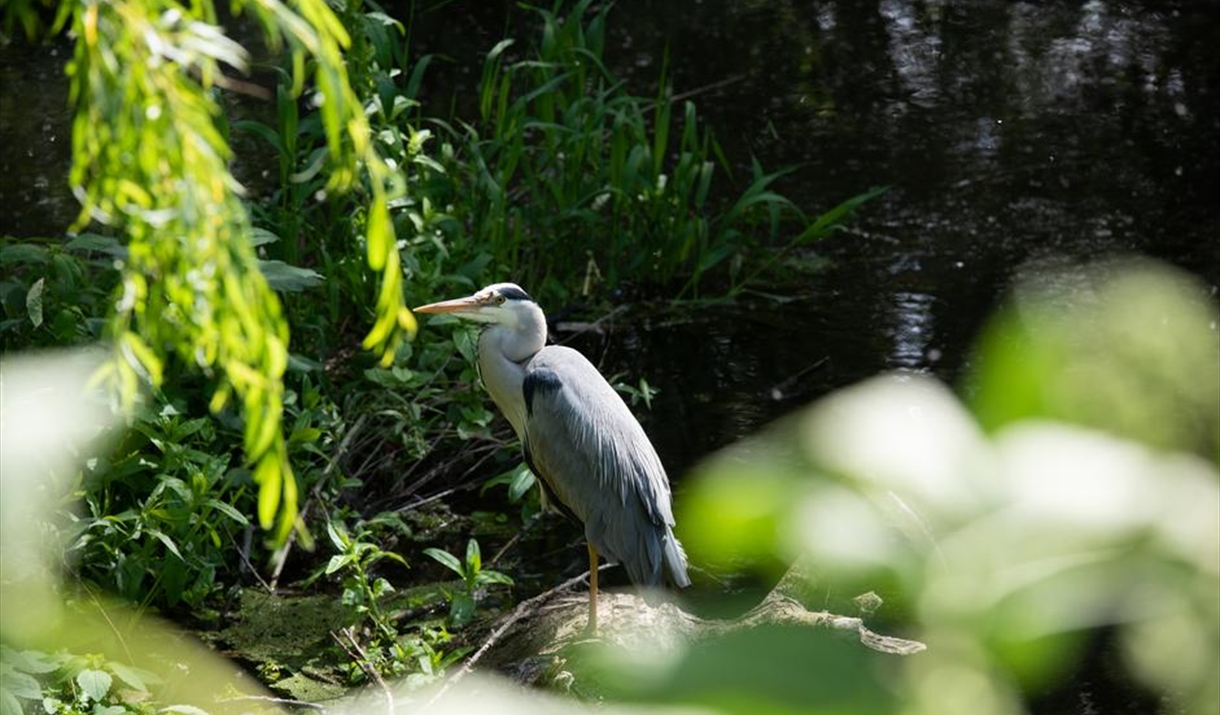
[488,531,522,567]
[236,525,274,593]
[217,694,326,711]
[553,305,629,346]
[332,627,394,715]
[421,566,609,711]
[670,74,748,105]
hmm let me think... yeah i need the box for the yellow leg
[587,543,599,633]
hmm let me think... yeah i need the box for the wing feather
[521,346,688,588]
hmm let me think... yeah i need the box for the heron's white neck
[476,300,547,439]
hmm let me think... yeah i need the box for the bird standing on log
[414,283,690,630]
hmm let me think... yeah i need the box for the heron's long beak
[413,295,482,315]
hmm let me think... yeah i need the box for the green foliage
[66,402,247,617]
[55,0,414,546]
[482,462,541,520]
[418,0,881,301]
[317,518,472,688]
[614,376,660,410]
[324,520,408,639]
[424,539,514,627]
[0,236,119,349]
[0,645,171,715]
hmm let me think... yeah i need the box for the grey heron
[414,283,690,630]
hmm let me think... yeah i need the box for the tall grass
[427,0,879,301]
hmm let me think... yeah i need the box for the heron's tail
[663,527,691,589]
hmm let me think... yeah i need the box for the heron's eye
[495,294,506,305]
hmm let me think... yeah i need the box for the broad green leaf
[0,243,47,266]
[2,649,57,675]
[0,670,40,699]
[0,691,20,715]
[65,233,125,256]
[75,669,111,702]
[258,260,324,292]
[423,548,464,578]
[326,522,350,551]
[249,227,281,247]
[325,554,352,575]
[449,593,476,627]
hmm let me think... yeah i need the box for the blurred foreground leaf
[969,258,1219,462]
[680,258,1219,715]
[575,625,895,715]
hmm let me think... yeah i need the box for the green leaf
[325,554,352,575]
[4,649,57,676]
[258,260,324,292]
[326,522,350,551]
[366,199,392,271]
[232,120,288,160]
[0,670,41,700]
[464,538,482,575]
[475,569,514,587]
[449,593,476,627]
[0,243,47,266]
[75,669,111,702]
[204,499,249,526]
[254,456,281,530]
[64,233,125,256]
[0,690,21,715]
[25,278,43,328]
[371,577,395,598]
[453,328,478,363]
[249,228,280,247]
[423,548,464,578]
[508,466,536,503]
[147,529,183,560]
[108,661,159,692]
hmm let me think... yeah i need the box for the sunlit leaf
[24,278,43,328]
[75,669,111,702]
[424,547,464,578]
[465,538,481,574]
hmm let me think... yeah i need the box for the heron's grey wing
[522,346,689,589]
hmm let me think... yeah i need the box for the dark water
[399,0,1219,469]
[491,1,1220,496]
[2,2,1216,712]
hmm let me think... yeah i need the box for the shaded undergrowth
[0,0,880,705]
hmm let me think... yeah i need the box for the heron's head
[413,283,538,328]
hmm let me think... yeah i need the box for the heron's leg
[587,543,599,632]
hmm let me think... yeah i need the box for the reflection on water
[879,0,942,108]
[885,290,937,369]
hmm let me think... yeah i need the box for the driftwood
[435,561,924,700]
